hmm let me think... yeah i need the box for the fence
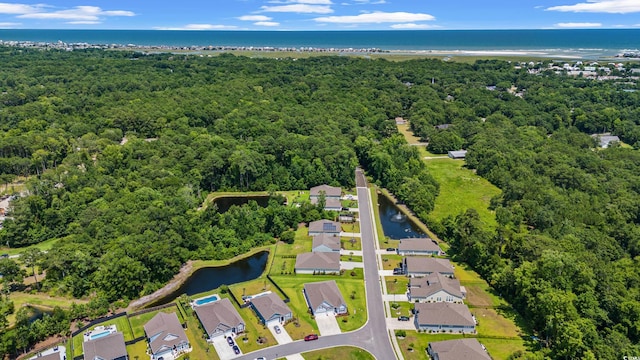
[266,274,291,303]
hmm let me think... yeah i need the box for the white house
[303,280,347,315]
[414,302,475,334]
[408,272,465,303]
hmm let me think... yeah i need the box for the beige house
[414,302,475,334]
[144,312,191,360]
[427,338,490,360]
[295,252,340,274]
[303,280,347,315]
[404,257,454,277]
[83,332,128,360]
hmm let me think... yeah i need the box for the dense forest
[0,48,639,358]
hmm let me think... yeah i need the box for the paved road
[235,168,396,360]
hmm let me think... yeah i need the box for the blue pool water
[194,295,219,306]
[90,330,112,340]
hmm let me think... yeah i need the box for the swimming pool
[193,294,219,306]
[89,330,112,340]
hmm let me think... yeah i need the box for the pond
[377,194,426,239]
[211,195,272,213]
[151,251,269,306]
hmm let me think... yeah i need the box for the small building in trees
[447,150,467,159]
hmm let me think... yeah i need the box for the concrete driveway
[383,294,408,302]
[268,323,293,344]
[315,312,342,335]
[212,335,241,360]
[341,261,364,270]
[340,231,361,238]
[340,250,363,256]
[386,317,416,330]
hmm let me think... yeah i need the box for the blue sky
[0,0,639,30]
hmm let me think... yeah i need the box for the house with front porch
[303,280,347,316]
[414,302,476,334]
[193,298,245,339]
[143,312,191,360]
[249,293,293,325]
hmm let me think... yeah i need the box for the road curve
[235,168,396,360]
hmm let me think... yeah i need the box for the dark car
[233,345,241,354]
[226,336,234,346]
[274,325,281,334]
[393,268,404,275]
[386,248,395,252]
[398,316,410,321]
[304,334,319,341]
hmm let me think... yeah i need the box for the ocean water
[0,29,639,57]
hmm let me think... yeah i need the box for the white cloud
[238,15,272,21]
[390,23,437,29]
[0,21,20,28]
[67,20,100,24]
[18,6,134,21]
[0,3,45,14]
[261,4,333,13]
[555,22,602,27]
[547,0,640,13]
[314,11,435,23]
[353,0,386,4]
[254,21,280,26]
[154,24,239,30]
[268,0,333,3]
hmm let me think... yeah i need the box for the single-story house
[591,134,620,148]
[447,150,467,159]
[397,238,443,256]
[303,280,347,315]
[32,352,63,360]
[295,252,341,274]
[310,185,342,199]
[193,298,245,339]
[83,332,128,360]
[249,293,293,325]
[144,312,191,360]
[408,272,465,303]
[311,197,343,211]
[308,219,341,236]
[404,257,454,277]
[414,302,476,334]
[427,338,490,360]
[312,233,341,253]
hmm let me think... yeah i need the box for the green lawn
[342,222,360,233]
[396,331,526,360]
[385,276,409,295]
[0,238,60,257]
[341,236,361,251]
[302,346,375,360]
[270,227,311,276]
[340,255,363,262]
[381,254,403,270]
[125,339,149,360]
[424,158,501,229]
[389,301,413,318]
[335,279,367,332]
[341,199,358,208]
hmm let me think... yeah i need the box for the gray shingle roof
[143,312,189,355]
[295,252,340,271]
[83,332,127,360]
[39,352,63,360]
[193,298,244,336]
[398,238,441,253]
[429,338,491,360]
[409,272,463,299]
[310,197,342,209]
[312,233,341,252]
[303,280,346,310]
[250,293,291,321]
[310,185,342,198]
[308,220,341,234]
[415,302,475,327]
[405,257,454,275]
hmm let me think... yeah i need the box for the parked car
[274,325,281,334]
[304,334,319,341]
[398,316,410,321]
[254,358,267,360]
[386,247,395,252]
[233,345,241,354]
[226,336,234,346]
[393,268,404,275]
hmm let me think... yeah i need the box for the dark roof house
[427,338,491,360]
[405,257,454,277]
[83,332,128,360]
[249,293,293,325]
[414,302,476,333]
[193,298,245,338]
[310,185,341,198]
[303,280,347,315]
[308,220,341,236]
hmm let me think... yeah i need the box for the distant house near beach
[83,332,128,360]
[303,280,347,315]
[404,257,454,277]
[397,238,443,256]
[308,219,341,236]
[408,272,465,303]
[295,252,340,274]
[193,298,245,339]
[312,233,341,253]
[427,338,491,360]
[591,134,620,148]
[249,293,292,325]
[414,302,476,333]
[144,312,191,360]
[447,150,467,159]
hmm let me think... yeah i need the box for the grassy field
[6,292,88,325]
[0,237,60,256]
[340,255,363,262]
[270,226,311,276]
[389,301,413,318]
[423,158,501,229]
[341,236,361,251]
[380,254,403,270]
[125,339,149,360]
[385,276,409,295]
[341,222,360,233]
[302,346,375,360]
